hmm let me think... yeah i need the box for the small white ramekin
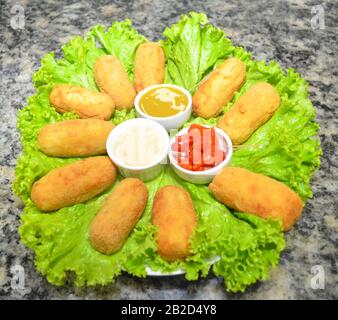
[134,84,192,131]
[168,126,233,184]
[106,118,169,181]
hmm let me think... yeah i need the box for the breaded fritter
[217,82,280,144]
[31,156,116,212]
[38,119,115,157]
[192,57,246,119]
[134,42,165,93]
[94,55,136,110]
[152,186,198,261]
[89,178,148,255]
[49,84,114,120]
[208,167,303,231]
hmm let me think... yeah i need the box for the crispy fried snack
[38,119,115,157]
[31,156,116,212]
[152,186,198,261]
[49,84,114,120]
[192,57,246,119]
[208,167,303,231]
[218,82,280,144]
[134,42,165,93]
[89,178,148,255]
[94,55,136,110]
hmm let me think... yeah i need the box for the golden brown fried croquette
[192,57,246,119]
[38,119,115,157]
[49,84,115,120]
[152,186,198,261]
[208,167,303,231]
[134,42,165,93]
[217,82,280,144]
[89,178,148,255]
[38,119,115,158]
[31,156,116,212]
[94,55,136,110]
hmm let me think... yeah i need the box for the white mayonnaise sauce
[113,123,165,167]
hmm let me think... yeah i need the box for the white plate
[145,256,220,276]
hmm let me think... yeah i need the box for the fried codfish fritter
[38,119,115,157]
[94,55,136,110]
[49,84,115,120]
[31,156,116,212]
[152,186,198,261]
[217,82,280,144]
[192,57,246,119]
[134,42,165,93]
[89,178,148,255]
[208,167,303,231]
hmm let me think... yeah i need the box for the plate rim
[145,255,220,276]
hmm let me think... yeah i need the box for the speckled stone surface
[0,0,337,300]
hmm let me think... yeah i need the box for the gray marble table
[0,0,337,299]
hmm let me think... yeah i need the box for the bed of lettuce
[13,12,321,292]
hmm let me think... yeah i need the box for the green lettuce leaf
[175,34,321,199]
[33,35,103,91]
[91,19,146,81]
[162,12,234,92]
[231,66,321,199]
[13,13,320,293]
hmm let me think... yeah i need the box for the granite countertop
[0,0,337,299]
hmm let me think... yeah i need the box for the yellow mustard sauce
[139,86,188,117]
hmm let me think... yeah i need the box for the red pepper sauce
[171,124,227,171]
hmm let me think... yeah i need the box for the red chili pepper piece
[189,129,202,168]
[179,163,193,171]
[188,123,205,134]
[174,124,227,172]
